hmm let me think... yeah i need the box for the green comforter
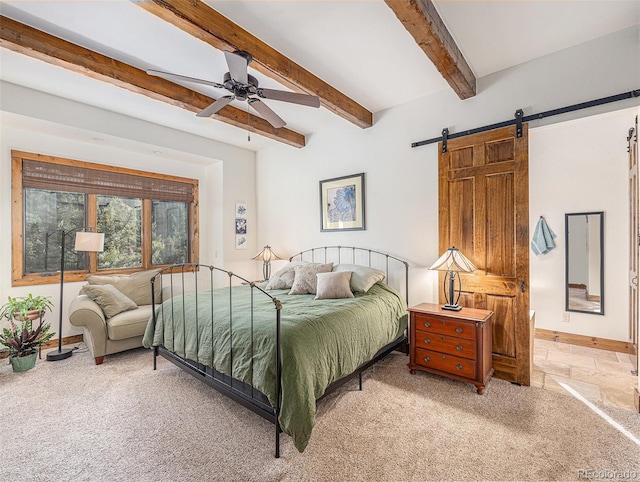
[142,282,407,452]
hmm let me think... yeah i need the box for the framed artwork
[235,202,247,218]
[319,172,365,232]
[235,235,247,249]
[235,218,247,234]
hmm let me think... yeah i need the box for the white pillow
[333,264,386,293]
[289,263,333,295]
[315,271,354,300]
[265,261,309,290]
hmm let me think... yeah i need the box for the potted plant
[0,295,55,372]
[0,294,54,322]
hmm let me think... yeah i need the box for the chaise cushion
[80,284,138,319]
[87,269,162,306]
[106,305,154,341]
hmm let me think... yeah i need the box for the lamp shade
[428,246,477,273]
[74,231,105,252]
[252,245,281,262]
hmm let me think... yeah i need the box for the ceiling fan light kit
[147,50,320,129]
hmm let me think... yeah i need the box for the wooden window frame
[11,150,199,287]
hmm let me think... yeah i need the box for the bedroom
[1,1,639,480]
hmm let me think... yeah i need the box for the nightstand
[408,303,494,394]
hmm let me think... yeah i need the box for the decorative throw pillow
[80,284,138,319]
[289,263,333,295]
[333,264,386,293]
[265,261,309,290]
[315,271,354,300]
[87,269,162,306]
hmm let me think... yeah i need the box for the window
[12,151,199,286]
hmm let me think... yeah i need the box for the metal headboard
[289,246,409,306]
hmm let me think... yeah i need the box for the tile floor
[532,338,638,412]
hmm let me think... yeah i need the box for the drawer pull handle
[456,327,463,334]
[424,321,431,328]
[456,364,463,371]
[424,356,431,362]
[425,338,430,344]
[441,336,445,341]
[456,345,463,351]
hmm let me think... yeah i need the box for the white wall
[0,85,258,340]
[530,108,636,341]
[255,27,640,331]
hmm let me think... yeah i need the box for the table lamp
[428,246,477,311]
[252,245,281,280]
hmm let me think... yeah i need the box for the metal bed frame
[148,246,409,458]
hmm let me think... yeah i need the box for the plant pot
[13,310,42,321]
[9,352,37,372]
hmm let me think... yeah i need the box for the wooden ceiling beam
[385,0,476,100]
[134,0,373,128]
[0,15,306,148]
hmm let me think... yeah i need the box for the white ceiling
[1,0,639,153]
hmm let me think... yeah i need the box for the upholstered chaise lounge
[69,269,165,365]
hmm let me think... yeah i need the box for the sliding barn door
[439,124,531,385]
[629,116,639,375]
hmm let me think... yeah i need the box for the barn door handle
[520,281,526,293]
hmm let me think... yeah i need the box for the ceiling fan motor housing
[223,72,258,101]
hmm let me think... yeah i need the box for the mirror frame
[565,211,604,315]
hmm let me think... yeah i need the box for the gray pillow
[333,264,386,293]
[80,284,138,318]
[265,261,309,290]
[289,263,333,295]
[315,271,354,300]
[87,269,161,306]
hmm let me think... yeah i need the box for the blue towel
[531,217,557,255]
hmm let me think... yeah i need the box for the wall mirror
[565,211,604,315]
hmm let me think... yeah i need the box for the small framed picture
[319,172,365,232]
[235,218,247,235]
[235,235,247,249]
[235,202,247,218]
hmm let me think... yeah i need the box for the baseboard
[535,328,629,353]
[0,334,83,360]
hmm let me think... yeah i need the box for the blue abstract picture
[327,184,357,222]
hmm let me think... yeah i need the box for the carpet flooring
[1,345,638,482]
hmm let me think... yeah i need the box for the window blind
[22,159,195,203]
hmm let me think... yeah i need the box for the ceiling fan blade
[258,88,321,108]
[196,96,235,118]
[146,69,224,89]
[224,51,248,84]
[248,98,286,128]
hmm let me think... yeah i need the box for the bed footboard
[148,264,283,458]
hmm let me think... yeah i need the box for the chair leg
[94,356,105,365]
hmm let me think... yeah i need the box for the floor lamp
[47,229,104,362]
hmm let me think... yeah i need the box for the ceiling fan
[147,50,321,129]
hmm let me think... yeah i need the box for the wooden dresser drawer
[415,348,476,379]
[413,333,477,360]
[414,313,476,340]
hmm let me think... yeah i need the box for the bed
[142,246,409,457]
